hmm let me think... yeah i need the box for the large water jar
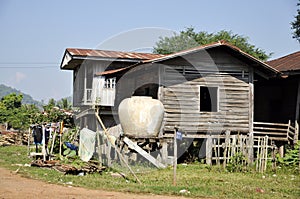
[118,96,164,137]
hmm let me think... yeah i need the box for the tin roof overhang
[60,48,163,70]
[266,51,300,75]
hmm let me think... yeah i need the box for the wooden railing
[253,120,299,144]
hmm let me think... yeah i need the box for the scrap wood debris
[0,130,29,146]
[31,159,106,175]
[31,159,60,167]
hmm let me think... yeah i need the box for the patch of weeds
[226,152,248,172]
[277,141,300,174]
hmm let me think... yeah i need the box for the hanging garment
[78,128,96,162]
[44,127,51,145]
[33,126,43,144]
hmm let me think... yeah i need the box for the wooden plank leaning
[95,108,142,184]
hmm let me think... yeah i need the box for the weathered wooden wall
[73,61,132,107]
[160,49,253,135]
[115,63,160,106]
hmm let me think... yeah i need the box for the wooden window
[200,86,218,112]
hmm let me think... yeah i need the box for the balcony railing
[80,88,115,106]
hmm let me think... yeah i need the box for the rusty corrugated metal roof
[66,48,164,60]
[266,51,300,72]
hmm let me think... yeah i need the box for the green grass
[0,145,299,198]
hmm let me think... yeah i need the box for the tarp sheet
[79,128,96,162]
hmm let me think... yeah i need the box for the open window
[200,86,218,112]
[133,83,159,99]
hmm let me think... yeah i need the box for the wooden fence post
[287,120,291,141]
[223,130,230,168]
[294,120,299,145]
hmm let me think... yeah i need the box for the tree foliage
[0,94,74,130]
[153,28,271,61]
[0,93,30,129]
[291,0,300,43]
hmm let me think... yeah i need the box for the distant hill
[0,84,43,106]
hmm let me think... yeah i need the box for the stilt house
[60,41,299,164]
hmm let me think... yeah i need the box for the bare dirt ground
[0,167,188,199]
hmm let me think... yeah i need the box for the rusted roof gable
[60,48,164,70]
[266,51,300,73]
[66,48,164,60]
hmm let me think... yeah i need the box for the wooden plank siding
[161,63,252,135]
[111,48,261,137]
[115,63,161,106]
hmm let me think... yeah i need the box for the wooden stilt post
[248,132,254,165]
[161,140,168,165]
[95,108,142,184]
[248,70,254,164]
[173,128,177,186]
[279,145,284,158]
[217,136,220,166]
[206,135,212,166]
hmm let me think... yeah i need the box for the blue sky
[0,0,299,102]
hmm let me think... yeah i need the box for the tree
[40,98,74,127]
[56,98,72,110]
[43,98,56,112]
[291,0,300,43]
[153,28,271,61]
[0,93,41,130]
[0,94,75,130]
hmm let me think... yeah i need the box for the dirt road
[0,167,187,199]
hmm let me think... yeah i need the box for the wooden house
[95,41,279,135]
[60,48,163,130]
[60,41,299,165]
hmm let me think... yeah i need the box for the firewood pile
[0,131,29,146]
[30,159,106,175]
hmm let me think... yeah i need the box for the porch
[253,120,299,144]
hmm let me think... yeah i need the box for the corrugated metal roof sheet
[66,48,164,60]
[266,51,300,72]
